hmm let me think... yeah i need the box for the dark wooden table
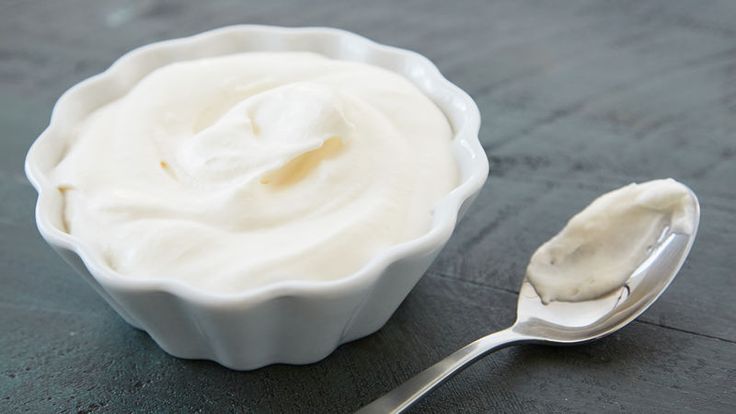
[2,1,735,413]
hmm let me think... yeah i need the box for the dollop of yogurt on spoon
[527,179,696,304]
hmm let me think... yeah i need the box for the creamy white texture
[52,52,458,292]
[526,179,695,304]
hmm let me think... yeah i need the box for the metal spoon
[358,189,699,414]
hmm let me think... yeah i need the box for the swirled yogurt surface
[526,179,695,303]
[52,52,458,293]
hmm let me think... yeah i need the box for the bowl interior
[26,25,487,299]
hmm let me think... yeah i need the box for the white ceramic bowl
[25,25,488,370]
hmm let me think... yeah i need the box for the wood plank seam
[425,270,736,345]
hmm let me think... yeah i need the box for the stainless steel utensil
[358,188,700,413]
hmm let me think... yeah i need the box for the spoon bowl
[358,186,699,413]
[516,205,698,343]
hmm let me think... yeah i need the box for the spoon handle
[356,327,530,414]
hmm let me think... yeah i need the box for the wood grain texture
[1,0,735,413]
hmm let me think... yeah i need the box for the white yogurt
[526,179,695,303]
[52,52,458,292]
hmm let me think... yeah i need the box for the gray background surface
[1,0,735,413]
